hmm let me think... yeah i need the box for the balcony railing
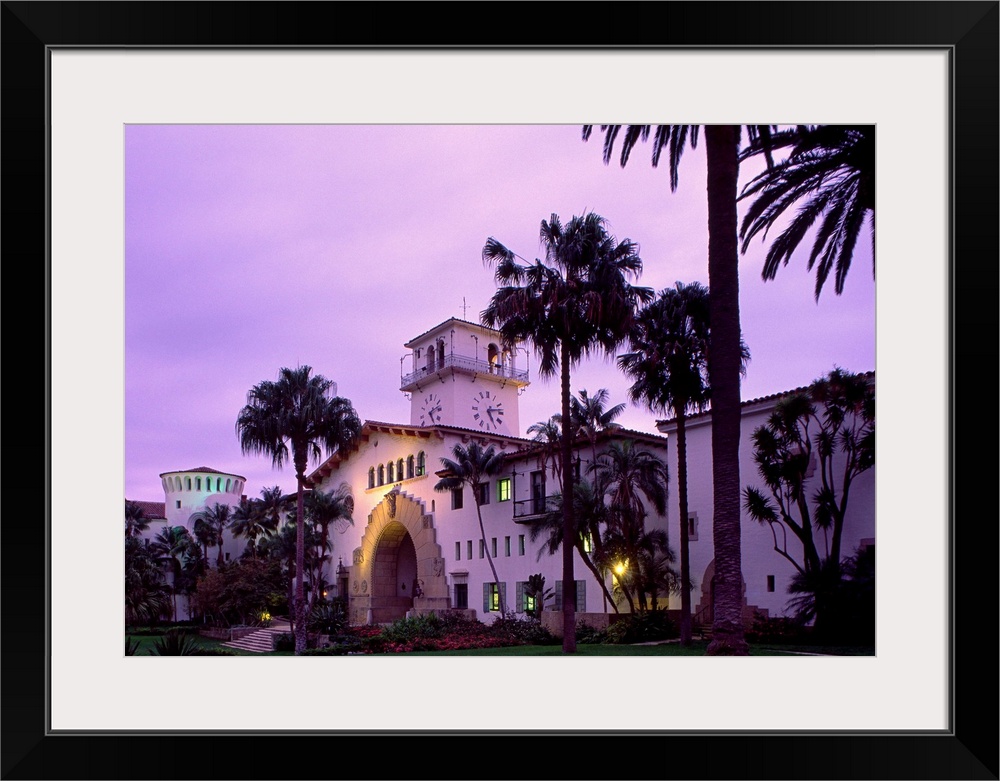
[513,496,559,521]
[401,353,528,389]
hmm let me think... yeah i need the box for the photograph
[123,122,877,665]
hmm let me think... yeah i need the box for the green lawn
[127,630,872,657]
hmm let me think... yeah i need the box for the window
[518,534,525,556]
[196,477,201,490]
[767,575,775,593]
[582,533,592,553]
[467,540,473,559]
[368,468,375,489]
[553,580,586,612]
[483,582,506,613]
[496,477,511,502]
[416,451,426,476]
[397,458,404,480]
[186,477,192,490]
[176,500,181,509]
[687,512,699,541]
[406,455,414,479]
[504,536,511,557]
[477,481,490,506]
[530,470,546,514]
[455,541,461,561]
[387,461,395,482]
[516,582,537,614]
[454,583,468,609]
[491,538,497,557]
[225,552,230,561]
[451,488,464,510]
[377,464,385,486]
[479,540,485,559]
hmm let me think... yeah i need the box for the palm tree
[203,503,232,567]
[618,281,749,644]
[192,515,217,566]
[528,477,619,613]
[236,365,362,655]
[303,482,354,611]
[526,416,563,491]
[229,498,267,560]
[565,388,626,474]
[125,500,150,538]
[434,441,507,617]
[150,525,201,621]
[593,439,670,610]
[738,125,875,300]
[125,535,171,626]
[583,125,776,654]
[482,211,653,652]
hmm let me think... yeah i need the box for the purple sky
[125,124,875,503]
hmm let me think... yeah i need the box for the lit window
[496,477,511,502]
[452,488,464,510]
[582,533,593,553]
[484,582,504,612]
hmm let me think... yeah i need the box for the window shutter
[483,583,491,613]
[554,581,563,611]
[576,580,586,612]
[500,582,507,610]
[515,582,524,613]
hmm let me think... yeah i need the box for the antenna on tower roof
[461,297,468,319]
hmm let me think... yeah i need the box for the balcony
[513,496,559,523]
[401,353,529,391]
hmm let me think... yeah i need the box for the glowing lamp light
[614,562,627,577]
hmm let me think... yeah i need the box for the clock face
[471,390,505,431]
[419,393,443,426]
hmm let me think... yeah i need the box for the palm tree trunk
[560,341,577,653]
[677,411,693,646]
[294,471,307,655]
[477,503,505,617]
[704,124,749,655]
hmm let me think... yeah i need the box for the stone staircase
[221,621,292,654]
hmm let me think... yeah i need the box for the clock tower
[400,318,529,436]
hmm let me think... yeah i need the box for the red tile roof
[128,500,166,519]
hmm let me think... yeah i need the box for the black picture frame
[2,2,997,779]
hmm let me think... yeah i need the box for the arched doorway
[347,488,449,625]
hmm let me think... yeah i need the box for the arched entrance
[347,487,449,625]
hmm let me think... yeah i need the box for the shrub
[602,610,677,644]
[125,637,142,655]
[150,629,200,656]
[273,632,295,652]
[492,613,558,646]
[745,612,808,644]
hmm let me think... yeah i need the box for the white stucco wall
[658,394,876,621]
